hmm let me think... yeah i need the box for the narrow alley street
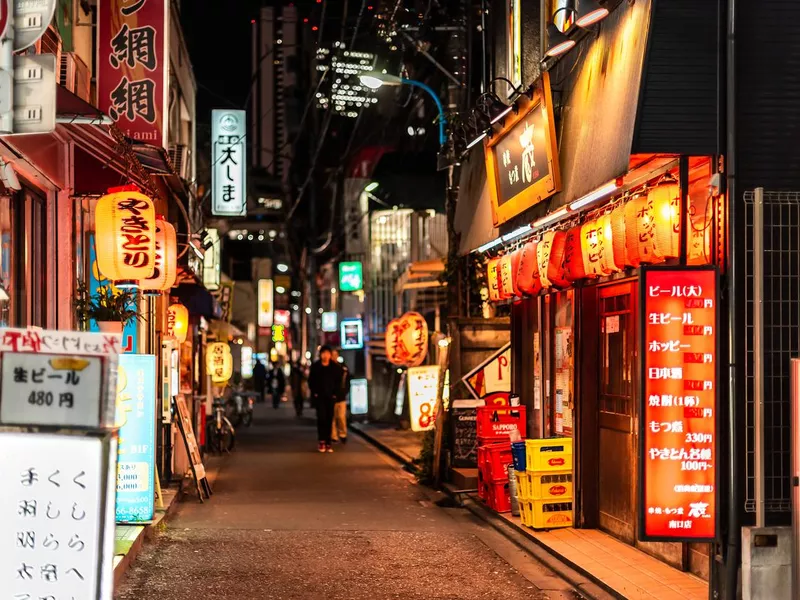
[114,404,582,600]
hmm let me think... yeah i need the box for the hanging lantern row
[94,189,179,293]
[385,311,429,367]
[485,179,709,302]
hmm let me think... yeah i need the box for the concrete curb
[349,423,418,471]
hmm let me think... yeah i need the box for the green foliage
[74,282,140,328]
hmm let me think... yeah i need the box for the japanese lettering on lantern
[641,267,717,541]
[0,433,113,599]
[99,0,167,145]
[211,110,247,217]
[117,196,154,270]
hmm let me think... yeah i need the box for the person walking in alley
[309,345,341,453]
[290,360,307,417]
[252,359,267,404]
[330,348,350,444]
[268,360,286,409]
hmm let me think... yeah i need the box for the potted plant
[75,283,140,334]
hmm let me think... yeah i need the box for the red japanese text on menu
[642,267,717,541]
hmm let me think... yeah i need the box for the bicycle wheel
[221,418,236,452]
[205,421,221,454]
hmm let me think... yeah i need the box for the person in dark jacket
[330,348,350,444]
[308,345,342,453]
[252,360,267,403]
[268,361,286,409]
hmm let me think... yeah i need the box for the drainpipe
[725,0,740,596]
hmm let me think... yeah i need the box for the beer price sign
[640,266,718,542]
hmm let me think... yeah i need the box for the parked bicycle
[225,383,255,427]
[206,396,235,454]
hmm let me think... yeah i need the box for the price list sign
[640,266,718,542]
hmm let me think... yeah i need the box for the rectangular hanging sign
[211,109,247,216]
[639,266,718,542]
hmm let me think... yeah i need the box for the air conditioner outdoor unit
[59,52,92,103]
[168,144,191,180]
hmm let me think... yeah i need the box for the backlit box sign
[211,109,247,216]
[640,266,718,542]
[408,365,440,432]
[115,354,157,523]
[350,378,369,415]
[203,228,221,291]
[271,324,286,343]
[340,319,363,350]
[241,346,253,379]
[321,311,338,332]
[274,309,291,327]
[339,261,363,292]
[257,279,274,327]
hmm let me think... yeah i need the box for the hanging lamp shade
[610,204,628,270]
[537,230,569,289]
[95,190,157,287]
[206,342,233,383]
[139,217,178,294]
[486,257,502,302]
[649,180,681,259]
[516,240,542,295]
[597,214,618,273]
[563,226,587,281]
[167,303,189,344]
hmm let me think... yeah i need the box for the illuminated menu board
[640,267,718,542]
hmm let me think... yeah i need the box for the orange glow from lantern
[206,342,233,383]
[516,240,542,295]
[385,312,429,367]
[95,190,157,287]
[499,253,517,299]
[487,257,502,302]
[611,204,628,269]
[649,181,681,259]
[537,230,569,288]
[167,303,189,344]
[563,226,587,281]
[139,217,178,294]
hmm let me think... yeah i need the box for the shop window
[539,291,574,438]
[599,291,633,417]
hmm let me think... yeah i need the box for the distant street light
[276,263,289,273]
[359,72,446,146]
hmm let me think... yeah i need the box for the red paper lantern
[486,257,502,302]
[139,217,178,294]
[516,241,542,295]
[649,181,681,259]
[385,312,429,367]
[562,226,586,281]
[537,230,569,289]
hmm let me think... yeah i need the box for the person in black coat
[252,360,267,403]
[308,345,342,453]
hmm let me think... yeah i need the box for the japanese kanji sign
[211,109,247,216]
[98,0,168,147]
[115,354,156,524]
[0,329,121,429]
[0,354,103,428]
[640,266,718,542]
[0,432,116,600]
[408,366,440,432]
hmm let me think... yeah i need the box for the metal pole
[401,78,447,146]
[1,4,13,134]
[679,156,689,265]
[753,186,765,527]
[792,358,800,599]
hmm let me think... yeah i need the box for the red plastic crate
[485,480,512,513]
[482,442,513,481]
[476,406,527,440]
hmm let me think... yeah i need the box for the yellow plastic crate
[530,499,573,530]
[519,499,534,527]
[528,471,573,501]
[525,437,573,472]
[514,471,531,498]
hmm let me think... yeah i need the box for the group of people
[251,346,351,453]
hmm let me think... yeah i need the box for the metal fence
[743,189,800,516]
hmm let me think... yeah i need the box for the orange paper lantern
[624,194,664,266]
[610,204,628,270]
[167,303,189,344]
[537,230,569,289]
[580,221,606,278]
[649,181,681,259]
[597,214,618,273]
[95,190,157,287]
[486,257,502,302]
[563,226,586,281]
[139,217,178,294]
[206,342,233,383]
[516,241,542,295]
[386,312,429,367]
[499,251,521,299]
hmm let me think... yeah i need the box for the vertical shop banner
[640,266,718,542]
[211,110,247,216]
[98,0,169,147]
[115,354,157,523]
[408,365,440,432]
[257,279,274,327]
[462,343,511,404]
[88,233,139,353]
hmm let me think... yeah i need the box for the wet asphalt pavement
[115,402,574,600]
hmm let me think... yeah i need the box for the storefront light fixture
[501,224,532,243]
[575,0,610,28]
[364,181,379,193]
[466,131,487,149]
[545,23,576,58]
[568,179,622,211]
[476,237,504,254]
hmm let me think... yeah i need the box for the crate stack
[475,406,526,513]
[516,437,574,529]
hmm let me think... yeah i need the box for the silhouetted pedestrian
[309,345,341,453]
